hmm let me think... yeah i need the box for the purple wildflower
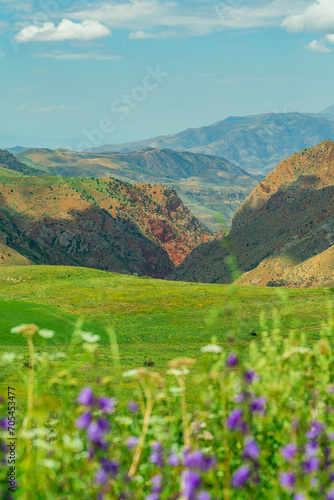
[168,453,180,466]
[327,488,334,500]
[0,418,8,430]
[227,408,243,430]
[151,441,163,452]
[232,464,250,489]
[303,457,319,474]
[243,437,260,460]
[294,494,306,500]
[197,491,211,500]
[96,417,110,433]
[87,421,103,443]
[95,468,108,485]
[126,436,139,450]
[76,412,92,429]
[128,401,138,413]
[100,458,118,476]
[181,470,201,499]
[151,474,162,493]
[306,422,323,440]
[145,494,159,500]
[226,353,238,367]
[305,440,318,458]
[244,370,259,384]
[98,397,116,414]
[280,471,295,491]
[77,387,94,406]
[234,391,251,403]
[281,443,297,462]
[149,452,163,467]
[183,450,215,472]
[250,397,266,413]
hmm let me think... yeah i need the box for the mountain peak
[321,104,334,114]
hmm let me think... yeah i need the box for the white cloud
[34,50,123,60]
[15,19,110,43]
[0,50,5,59]
[307,39,331,52]
[70,0,310,37]
[327,33,334,42]
[36,105,68,113]
[283,0,334,34]
[129,30,157,39]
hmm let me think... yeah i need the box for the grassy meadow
[0,265,332,404]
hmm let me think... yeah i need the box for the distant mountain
[5,146,30,154]
[17,147,261,231]
[172,140,334,287]
[0,149,46,176]
[89,112,334,175]
[0,168,212,278]
[321,104,334,114]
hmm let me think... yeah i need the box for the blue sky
[0,0,334,150]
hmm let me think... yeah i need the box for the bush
[1,305,334,499]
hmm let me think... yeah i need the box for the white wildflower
[38,329,55,339]
[201,344,222,354]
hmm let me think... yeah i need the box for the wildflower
[151,474,162,493]
[126,436,139,450]
[76,412,92,429]
[10,324,39,336]
[168,453,180,466]
[98,397,116,414]
[96,417,110,433]
[128,401,138,413]
[197,491,211,500]
[226,353,238,367]
[151,441,163,452]
[294,494,306,500]
[231,464,250,489]
[81,332,100,343]
[305,440,318,457]
[38,329,55,339]
[145,495,159,500]
[281,443,297,462]
[100,458,118,476]
[306,422,323,440]
[183,450,216,472]
[250,397,266,413]
[201,345,222,354]
[95,468,108,485]
[244,371,259,384]
[327,488,334,499]
[149,451,163,467]
[87,421,103,443]
[181,470,201,499]
[227,408,243,430]
[280,471,295,491]
[78,387,94,407]
[0,418,8,430]
[243,437,260,460]
[303,457,319,474]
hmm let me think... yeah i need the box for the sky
[0,0,334,150]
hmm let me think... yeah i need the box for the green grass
[0,264,332,411]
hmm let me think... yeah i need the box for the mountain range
[173,140,334,288]
[89,111,334,175]
[0,151,212,278]
[16,147,260,231]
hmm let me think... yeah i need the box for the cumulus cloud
[327,33,334,42]
[307,39,331,52]
[282,0,334,34]
[15,19,110,43]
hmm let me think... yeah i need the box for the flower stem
[220,380,230,500]
[177,376,190,449]
[128,389,153,477]
[22,334,35,456]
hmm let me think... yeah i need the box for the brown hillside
[0,170,212,278]
[173,140,334,286]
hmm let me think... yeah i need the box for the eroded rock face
[173,141,334,287]
[0,174,212,278]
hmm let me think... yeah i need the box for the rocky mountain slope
[173,140,334,287]
[0,149,46,176]
[17,147,260,231]
[0,166,212,278]
[89,112,334,175]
